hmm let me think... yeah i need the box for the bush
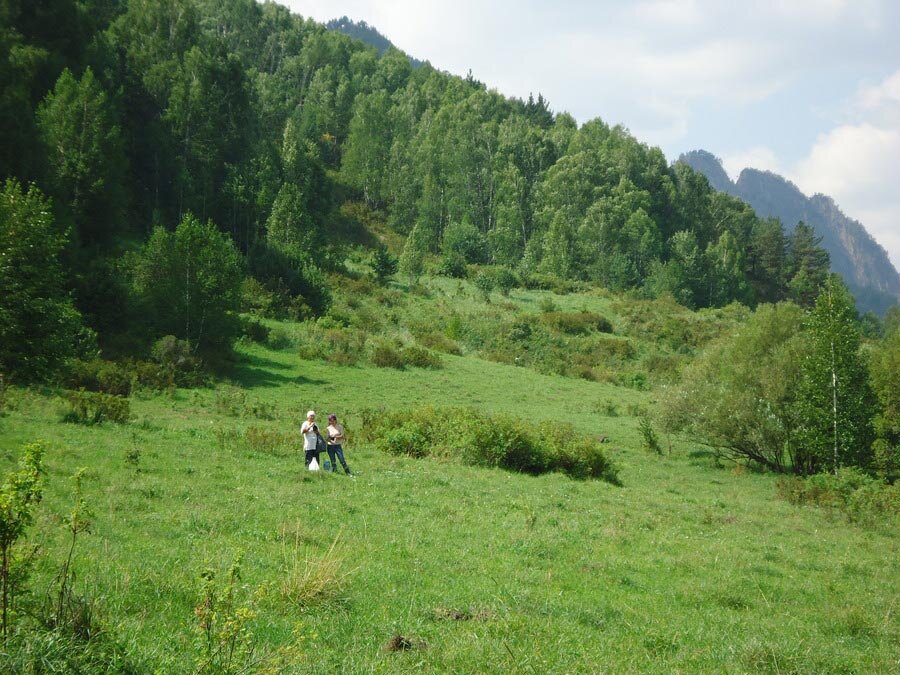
[415,332,462,356]
[473,271,495,301]
[64,360,133,397]
[401,346,442,370]
[365,406,620,484]
[442,220,489,264]
[296,325,368,366]
[239,316,270,344]
[776,468,900,526]
[639,416,662,454]
[376,425,430,458]
[539,311,613,335]
[493,267,518,296]
[370,342,406,369]
[62,391,130,425]
[437,251,468,278]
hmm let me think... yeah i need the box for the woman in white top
[300,410,321,468]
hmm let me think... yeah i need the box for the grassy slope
[1,290,898,672]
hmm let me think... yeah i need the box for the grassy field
[1,285,898,672]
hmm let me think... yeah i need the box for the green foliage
[639,416,662,455]
[442,220,489,264]
[62,391,130,426]
[370,246,398,283]
[239,317,270,344]
[473,270,495,302]
[363,406,619,483]
[370,341,442,370]
[660,303,808,473]
[0,180,92,381]
[437,251,468,278]
[0,442,45,637]
[869,328,900,481]
[415,332,462,356]
[243,426,294,457]
[194,556,262,675]
[795,277,875,474]
[132,214,244,355]
[400,345,442,369]
[539,311,613,335]
[36,67,125,244]
[788,223,831,307]
[777,468,900,526]
[398,223,427,282]
[65,359,134,397]
[42,468,97,640]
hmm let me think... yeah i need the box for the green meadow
[1,282,897,673]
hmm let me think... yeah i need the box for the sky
[282,0,900,271]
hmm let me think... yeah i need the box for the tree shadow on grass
[229,353,328,388]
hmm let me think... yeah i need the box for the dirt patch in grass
[383,634,426,652]
[432,606,497,622]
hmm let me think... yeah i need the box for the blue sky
[283,0,900,270]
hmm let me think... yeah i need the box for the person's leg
[334,445,351,474]
[326,446,338,471]
[304,448,314,467]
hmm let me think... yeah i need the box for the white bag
[309,457,320,471]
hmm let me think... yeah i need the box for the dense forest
[2,0,846,372]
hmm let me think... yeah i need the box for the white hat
[307,410,316,417]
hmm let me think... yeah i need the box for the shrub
[442,220,489,264]
[538,296,558,313]
[415,332,462,356]
[376,425,430,458]
[639,416,662,454]
[296,325,368,366]
[473,271,495,302]
[776,468,900,526]
[371,342,405,369]
[437,251,468,278]
[370,246,398,283]
[64,360,133,397]
[62,391,130,425]
[239,317,270,344]
[540,311,613,335]
[0,442,45,638]
[401,346,442,370]
[493,267,518,296]
[240,277,277,317]
[366,406,620,483]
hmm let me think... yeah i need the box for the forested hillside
[2,0,844,380]
[680,150,900,315]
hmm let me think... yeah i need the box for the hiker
[301,410,321,468]
[326,413,352,475]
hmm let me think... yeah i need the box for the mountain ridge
[679,150,900,315]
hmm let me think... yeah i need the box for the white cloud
[791,69,900,270]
